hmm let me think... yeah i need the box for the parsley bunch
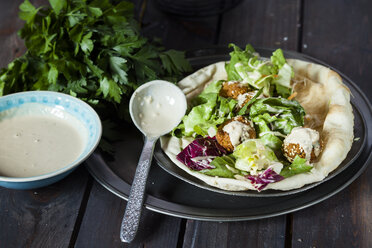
[0,0,191,120]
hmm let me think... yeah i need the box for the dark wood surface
[0,0,371,247]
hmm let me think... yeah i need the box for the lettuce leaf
[237,87,263,115]
[233,139,279,175]
[270,49,287,68]
[172,80,237,137]
[225,44,274,96]
[225,44,293,98]
[225,43,257,81]
[250,97,305,151]
[280,156,313,178]
[200,154,237,178]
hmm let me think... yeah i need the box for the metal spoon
[120,80,187,243]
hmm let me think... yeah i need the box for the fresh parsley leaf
[80,32,94,54]
[48,0,67,15]
[19,0,40,24]
[109,56,128,84]
[47,63,58,84]
[99,77,122,103]
[160,49,192,75]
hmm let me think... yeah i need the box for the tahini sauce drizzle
[223,120,252,148]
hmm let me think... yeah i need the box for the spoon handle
[120,137,157,243]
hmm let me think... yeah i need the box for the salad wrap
[161,45,354,191]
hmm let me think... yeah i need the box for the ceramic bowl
[0,91,102,189]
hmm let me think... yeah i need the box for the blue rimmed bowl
[0,91,102,189]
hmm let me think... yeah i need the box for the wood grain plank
[139,0,220,50]
[218,0,301,50]
[291,0,372,247]
[0,0,26,68]
[182,217,287,248]
[0,0,50,68]
[74,181,182,248]
[301,0,372,99]
[0,167,89,248]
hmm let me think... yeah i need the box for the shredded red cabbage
[247,167,285,191]
[176,137,227,171]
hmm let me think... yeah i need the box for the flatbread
[161,59,354,191]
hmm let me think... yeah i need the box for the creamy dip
[133,83,186,137]
[0,107,85,177]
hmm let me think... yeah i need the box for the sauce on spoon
[130,80,187,137]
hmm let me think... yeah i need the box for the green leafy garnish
[0,0,191,121]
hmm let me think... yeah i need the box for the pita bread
[161,59,354,191]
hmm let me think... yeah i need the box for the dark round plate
[86,48,372,221]
[154,47,367,197]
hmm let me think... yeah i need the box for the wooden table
[1,0,371,247]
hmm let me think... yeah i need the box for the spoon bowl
[129,80,187,137]
[120,80,186,243]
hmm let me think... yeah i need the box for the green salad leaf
[233,139,279,174]
[249,97,306,151]
[200,154,237,178]
[172,80,237,137]
[225,44,294,98]
[280,156,313,178]
[237,87,263,115]
[225,43,257,81]
[270,49,294,98]
[0,0,191,122]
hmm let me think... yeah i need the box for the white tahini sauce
[223,120,253,148]
[283,127,321,161]
[0,109,85,177]
[135,85,185,137]
[207,127,217,137]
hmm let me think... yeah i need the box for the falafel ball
[282,127,322,163]
[216,116,256,152]
[219,81,250,99]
